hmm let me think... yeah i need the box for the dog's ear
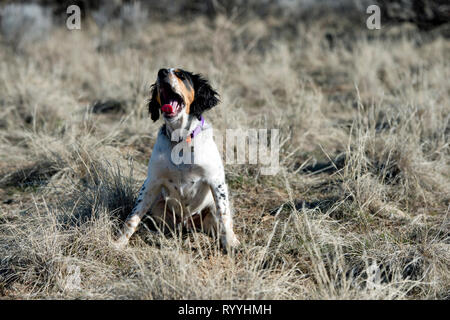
[148,83,160,121]
[189,73,220,119]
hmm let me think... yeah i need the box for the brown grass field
[0,6,449,299]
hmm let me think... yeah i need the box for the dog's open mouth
[159,85,184,118]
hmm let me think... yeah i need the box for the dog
[116,68,240,249]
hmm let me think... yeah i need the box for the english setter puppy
[116,68,240,249]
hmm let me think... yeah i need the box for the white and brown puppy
[116,68,240,249]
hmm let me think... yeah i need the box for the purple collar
[186,116,204,143]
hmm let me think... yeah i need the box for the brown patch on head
[171,69,195,114]
[178,78,195,114]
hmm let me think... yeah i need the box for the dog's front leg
[209,180,240,249]
[115,179,161,247]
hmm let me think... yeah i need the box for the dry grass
[0,12,449,299]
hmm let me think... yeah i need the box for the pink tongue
[162,104,173,113]
[162,100,179,114]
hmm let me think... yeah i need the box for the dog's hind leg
[184,206,215,234]
[146,197,181,233]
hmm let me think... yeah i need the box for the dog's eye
[175,71,185,80]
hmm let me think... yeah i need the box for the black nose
[158,68,169,80]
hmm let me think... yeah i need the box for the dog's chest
[150,144,211,202]
[157,166,212,213]
[164,168,204,197]
[147,127,222,209]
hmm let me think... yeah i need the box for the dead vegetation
[0,7,449,299]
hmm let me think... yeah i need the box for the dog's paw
[112,236,129,250]
[229,235,241,248]
[221,233,241,251]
